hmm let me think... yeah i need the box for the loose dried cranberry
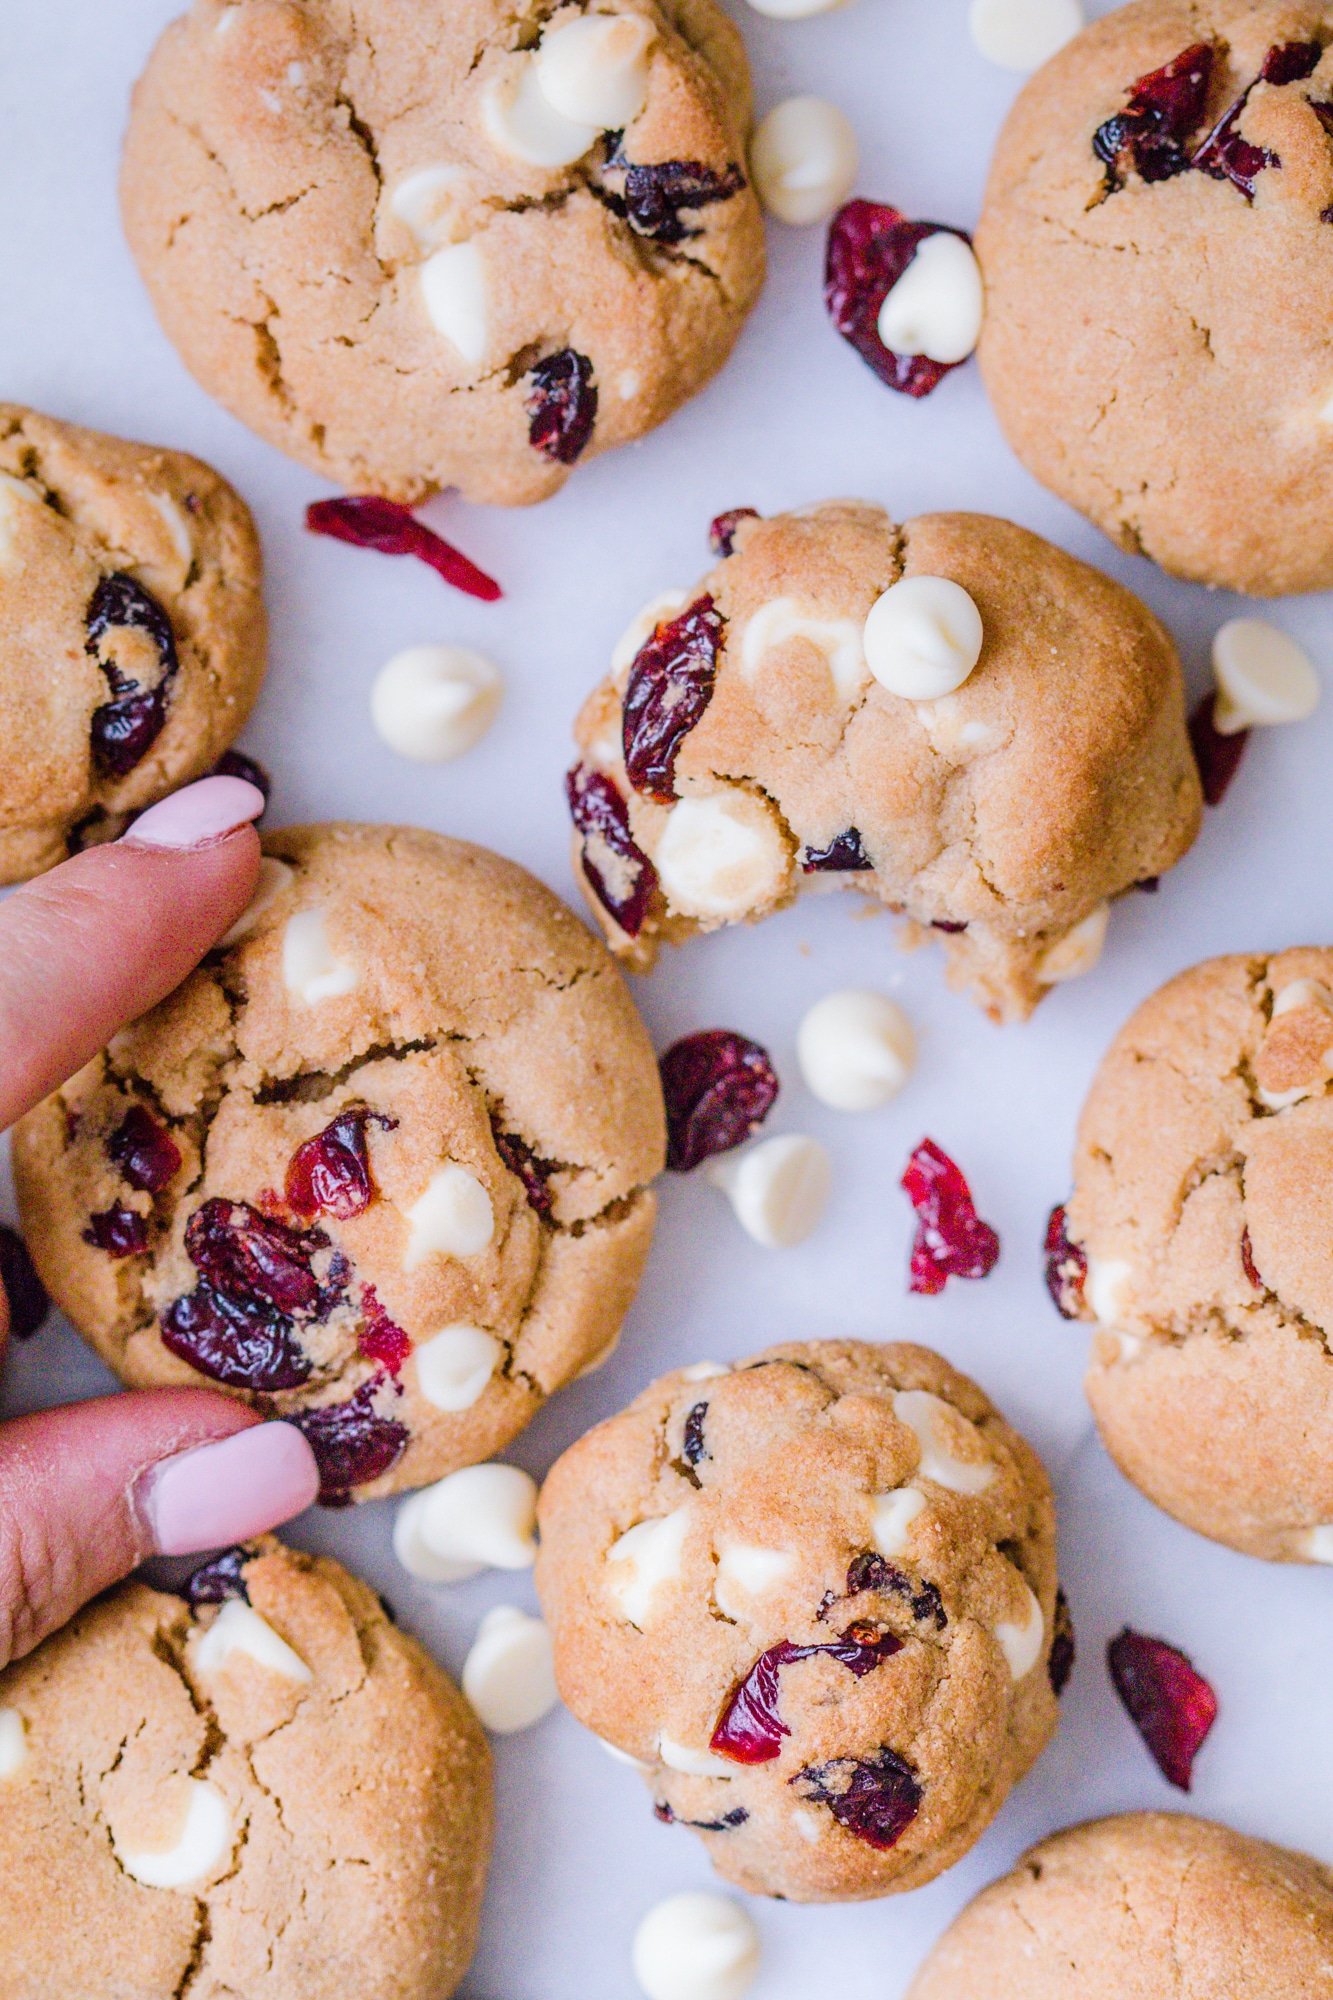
[293,1379,408,1500]
[604,139,746,243]
[162,1283,313,1390]
[1093,42,1214,187]
[1241,1227,1262,1289]
[711,1628,904,1764]
[900,1140,1000,1295]
[108,1105,181,1195]
[826,202,972,398]
[492,1126,556,1219]
[622,596,724,802]
[83,1205,150,1257]
[1049,1588,1075,1695]
[845,1552,946,1631]
[305,496,501,602]
[85,573,180,777]
[1189,693,1248,806]
[526,350,598,464]
[709,508,759,558]
[790,1748,922,1850]
[1044,1204,1088,1319]
[1193,40,1321,195]
[212,748,272,803]
[1107,1627,1217,1788]
[1136,875,1161,894]
[358,1285,410,1374]
[184,1547,251,1606]
[565,763,658,939]
[0,1225,49,1341]
[286,1107,392,1222]
[682,1401,709,1466]
[801,828,873,873]
[660,1030,780,1173]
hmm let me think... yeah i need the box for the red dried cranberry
[656,1801,750,1831]
[83,1205,150,1257]
[901,1140,1000,1295]
[845,1552,946,1631]
[1189,693,1248,806]
[0,1224,49,1342]
[622,596,724,801]
[1093,42,1214,187]
[184,1546,251,1605]
[1241,1227,1262,1289]
[286,1107,393,1221]
[682,1401,709,1466]
[293,1379,409,1500]
[1193,40,1321,196]
[492,1127,556,1219]
[161,1283,313,1389]
[1044,1204,1088,1319]
[711,1629,904,1764]
[305,496,501,602]
[358,1285,410,1374]
[1049,1587,1075,1695]
[603,139,746,243]
[931,917,968,934]
[566,763,658,938]
[1108,1627,1217,1788]
[212,748,272,803]
[825,202,972,398]
[526,350,598,464]
[709,508,759,558]
[85,573,180,776]
[801,828,873,873]
[789,1748,922,1850]
[184,1198,344,1319]
[108,1105,181,1195]
[660,1030,780,1173]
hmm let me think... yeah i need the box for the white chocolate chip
[0,474,41,565]
[1085,1256,1134,1327]
[707,1135,831,1249]
[482,59,598,168]
[656,791,790,921]
[0,1709,27,1779]
[863,575,984,701]
[681,1361,731,1383]
[750,97,858,227]
[745,0,846,14]
[658,1733,736,1777]
[462,1606,559,1734]
[606,1507,692,1627]
[632,1893,761,2000]
[1211,619,1320,734]
[1259,979,1333,1108]
[601,1736,653,1769]
[1108,1329,1144,1363]
[797,988,915,1110]
[617,368,643,401]
[969,0,1082,70]
[714,1542,794,1619]
[1274,976,1333,1020]
[612,589,688,676]
[876,232,984,365]
[739,597,868,704]
[371,644,502,763]
[192,1598,311,1684]
[792,1807,824,1843]
[113,1778,233,1890]
[393,1463,539,1583]
[993,1575,1044,1679]
[892,1389,995,1495]
[1035,903,1110,986]
[390,163,466,249]
[536,13,654,129]
[403,1164,494,1267]
[870,1484,927,1556]
[420,241,490,368]
[281,906,357,1004]
[221,857,294,947]
[1303,1524,1333,1562]
[414,1324,502,1411]
[147,490,193,573]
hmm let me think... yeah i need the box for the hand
[0,776,320,1671]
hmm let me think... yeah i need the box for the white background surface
[2,2,1331,1993]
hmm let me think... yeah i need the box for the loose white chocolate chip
[113,1778,233,1890]
[192,1599,312,1684]
[632,1893,761,2000]
[420,240,490,368]
[707,1135,831,1249]
[1085,1256,1134,1326]
[1303,1524,1333,1562]
[797,988,915,1110]
[371,644,503,763]
[0,1709,27,1779]
[892,1389,995,1495]
[750,97,858,227]
[606,1507,692,1627]
[393,1463,539,1583]
[658,1733,736,1777]
[969,0,1082,70]
[994,1576,1044,1679]
[877,232,984,365]
[221,857,294,947]
[462,1606,559,1733]
[1035,903,1110,986]
[1211,619,1320,734]
[390,163,466,249]
[482,60,598,168]
[739,597,868,704]
[655,792,790,921]
[714,1542,794,1619]
[281,906,357,1004]
[536,13,654,128]
[863,575,984,701]
[414,1324,502,1411]
[612,589,688,676]
[870,1484,927,1556]
[404,1164,494,1267]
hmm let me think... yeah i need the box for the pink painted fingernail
[122,775,265,851]
[140,1422,320,1555]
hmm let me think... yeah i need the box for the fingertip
[119,774,266,851]
[140,1420,321,1556]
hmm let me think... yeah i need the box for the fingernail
[140,1422,320,1555]
[122,775,265,851]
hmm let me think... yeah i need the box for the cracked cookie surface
[0,1537,491,2000]
[0,403,265,883]
[1067,948,1333,1561]
[535,1340,1060,1902]
[567,501,1201,1023]
[12,823,665,1501]
[906,1811,1333,1998]
[120,0,764,506]
[976,0,1333,596]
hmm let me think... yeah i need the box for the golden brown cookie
[536,1341,1062,1902]
[976,0,1333,596]
[12,824,665,1503]
[0,1537,491,2000]
[566,501,1201,1022]
[0,403,265,883]
[120,0,764,506]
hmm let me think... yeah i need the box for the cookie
[566,502,1201,1023]
[535,1340,1062,1902]
[12,824,665,1503]
[120,0,764,507]
[906,1812,1333,1997]
[0,403,265,883]
[975,0,1333,596]
[1061,948,1333,1562]
[0,1536,491,2000]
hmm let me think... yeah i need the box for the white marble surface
[2,2,1330,1994]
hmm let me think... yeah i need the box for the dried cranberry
[603,139,746,243]
[305,496,501,602]
[0,1225,49,1341]
[711,1629,904,1764]
[85,573,180,777]
[825,202,971,398]
[1048,1588,1075,1695]
[801,828,873,873]
[83,1205,149,1258]
[1093,42,1214,187]
[357,1286,410,1374]
[709,508,759,558]
[845,1552,946,1631]
[1241,1227,1262,1289]
[900,1140,1000,1295]
[655,1801,750,1831]
[186,1199,343,1319]
[526,350,598,464]
[1193,40,1321,195]
[1108,1627,1217,1788]
[1189,692,1248,806]
[682,1401,709,1466]
[184,1546,251,1606]
[790,1748,922,1850]
[293,1379,408,1500]
[660,1030,780,1173]
[108,1105,181,1195]
[212,748,272,803]
[566,763,658,938]
[1136,875,1161,894]
[161,1283,313,1390]
[931,917,967,934]
[492,1127,556,1219]
[1043,1203,1088,1319]
[622,596,724,802]
[286,1107,392,1221]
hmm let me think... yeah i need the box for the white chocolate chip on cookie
[606,1507,692,1627]
[281,906,357,1003]
[403,1164,494,1267]
[655,791,790,920]
[893,1389,995,1494]
[863,575,984,700]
